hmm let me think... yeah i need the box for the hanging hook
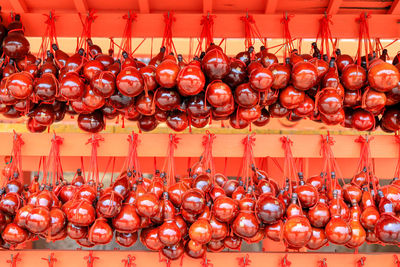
[324,11,327,18]
[207,11,210,19]
[285,11,288,20]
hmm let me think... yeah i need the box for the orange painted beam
[138,0,150,14]
[327,0,342,15]
[389,0,400,14]
[72,0,88,13]
[4,13,400,38]
[203,0,213,14]
[0,251,399,267]
[0,133,397,159]
[264,0,278,14]
[8,0,28,13]
[341,1,391,9]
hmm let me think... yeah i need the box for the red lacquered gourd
[279,86,305,109]
[212,195,238,222]
[346,200,366,248]
[116,66,144,97]
[206,81,233,107]
[116,231,138,247]
[77,111,105,133]
[325,191,352,244]
[256,193,284,224]
[368,62,400,92]
[156,58,180,88]
[375,191,400,244]
[306,227,328,250]
[341,64,366,91]
[249,67,273,91]
[91,71,115,98]
[1,223,28,244]
[177,60,205,95]
[60,72,84,100]
[316,87,343,115]
[3,32,30,59]
[162,241,185,260]
[202,46,230,80]
[283,194,312,249]
[223,59,247,88]
[189,205,212,244]
[88,217,113,245]
[223,235,242,250]
[270,62,290,89]
[31,104,55,126]
[291,61,318,91]
[234,83,259,108]
[25,206,50,234]
[363,88,386,113]
[8,72,33,99]
[320,108,345,125]
[351,109,374,131]
[232,190,259,238]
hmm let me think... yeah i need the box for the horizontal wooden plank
[1,13,400,38]
[0,250,398,267]
[0,133,396,158]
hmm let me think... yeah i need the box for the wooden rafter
[8,0,28,13]
[264,0,278,14]
[138,0,150,13]
[203,0,212,14]
[389,0,400,14]
[327,0,343,14]
[72,0,88,13]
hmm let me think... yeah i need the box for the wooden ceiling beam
[264,0,278,14]
[8,0,28,13]
[203,0,212,14]
[138,0,150,13]
[72,0,88,13]
[327,0,343,14]
[389,0,400,14]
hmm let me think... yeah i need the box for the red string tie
[356,256,366,267]
[41,253,57,267]
[84,252,99,267]
[237,254,251,267]
[280,255,291,267]
[394,255,400,267]
[318,258,327,267]
[122,255,136,267]
[200,254,213,267]
[7,253,21,267]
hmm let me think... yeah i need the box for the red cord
[76,9,97,53]
[7,253,21,267]
[280,255,291,267]
[195,14,215,56]
[280,13,295,60]
[162,12,177,55]
[318,258,327,267]
[356,256,366,267]
[10,131,24,182]
[237,254,251,267]
[118,11,137,58]
[85,134,104,187]
[394,255,400,267]
[41,253,57,267]
[240,13,266,51]
[43,133,63,186]
[122,255,136,267]
[84,252,99,267]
